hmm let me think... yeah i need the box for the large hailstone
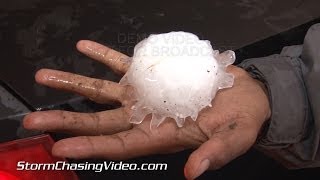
[120,32,235,128]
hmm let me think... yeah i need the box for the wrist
[237,66,271,139]
[254,79,271,121]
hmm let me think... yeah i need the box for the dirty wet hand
[23,40,271,179]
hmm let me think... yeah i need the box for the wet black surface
[0,84,29,120]
[0,84,40,142]
[1,0,320,110]
[1,0,320,180]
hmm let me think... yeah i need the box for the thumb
[184,125,257,180]
[184,137,229,180]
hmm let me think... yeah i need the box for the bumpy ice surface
[120,32,235,128]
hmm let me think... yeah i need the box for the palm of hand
[23,40,270,179]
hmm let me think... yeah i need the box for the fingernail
[192,159,210,179]
[23,113,42,129]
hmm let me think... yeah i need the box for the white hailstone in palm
[120,32,235,128]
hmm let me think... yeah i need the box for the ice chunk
[120,32,235,128]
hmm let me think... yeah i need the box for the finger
[51,126,175,159]
[35,69,125,103]
[184,126,256,179]
[23,108,131,135]
[76,40,130,74]
[184,138,226,180]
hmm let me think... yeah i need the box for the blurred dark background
[0,0,320,179]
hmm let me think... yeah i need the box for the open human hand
[23,40,270,179]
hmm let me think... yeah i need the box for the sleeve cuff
[238,55,310,146]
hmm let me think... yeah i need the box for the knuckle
[109,134,128,158]
[79,136,97,157]
[90,80,104,99]
[89,113,102,133]
[101,47,111,59]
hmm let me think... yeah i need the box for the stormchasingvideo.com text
[17,161,168,172]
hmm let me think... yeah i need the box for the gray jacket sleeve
[238,24,320,169]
